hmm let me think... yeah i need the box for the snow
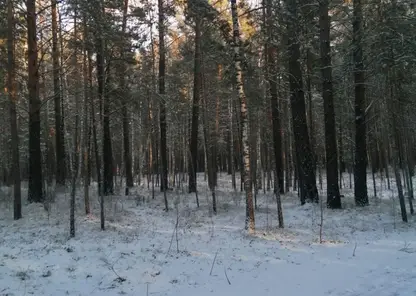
[1,174,416,296]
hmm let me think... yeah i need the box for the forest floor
[0,173,416,296]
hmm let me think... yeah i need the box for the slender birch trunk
[231,0,255,232]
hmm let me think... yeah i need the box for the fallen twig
[224,267,231,285]
[101,257,126,282]
[175,206,179,253]
[353,242,357,257]
[167,205,180,256]
[210,250,219,275]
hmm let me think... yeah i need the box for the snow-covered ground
[1,173,415,296]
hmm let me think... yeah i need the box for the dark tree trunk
[306,49,316,174]
[188,18,202,194]
[214,68,220,188]
[52,0,66,186]
[88,52,102,197]
[339,121,345,184]
[285,100,292,193]
[8,0,22,219]
[70,8,80,238]
[95,4,113,196]
[83,16,91,215]
[101,58,113,196]
[285,0,318,204]
[27,0,44,203]
[159,16,168,191]
[229,95,236,190]
[94,3,106,231]
[202,75,216,214]
[227,128,233,175]
[319,0,341,209]
[391,121,407,222]
[158,0,169,210]
[352,0,368,206]
[265,0,284,227]
[38,14,53,188]
[120,0,133,190]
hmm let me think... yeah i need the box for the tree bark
[265,0,284,227]
[306,49,316,174]
[352,0,368,206]
[319,0,341,209]
[27,0,44,203]
[70,7,80,238]
[52,0,66,186]
[285,0,318,204]
[188,18,202,194]
[229,94,236,191]
[95,1,113,196]
[83,15,91,215]
[158,0,169,210]
[7,0,22,219]
[120,0,133,190]
[231,0,255,232]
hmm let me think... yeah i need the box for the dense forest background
[1,0,416,234]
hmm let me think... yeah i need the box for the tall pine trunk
[120,0,133,190]
[70,7,80,237]
[27,0,44,203]
[96,1,113,196]
[352,0,368,206]
[265,0,284,227]
[8,0,22,219]
[82,17,90,215]
[52,0,66,186]
[229,94,236,191]
[188,18,201,195]
[102,73,113,196]
[94,1,106,230]
[285,0,318,204]
[306,49,315,174]
[319,0,341,209]
[158,0,169,210]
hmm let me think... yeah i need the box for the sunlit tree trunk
[231,0,255,232]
